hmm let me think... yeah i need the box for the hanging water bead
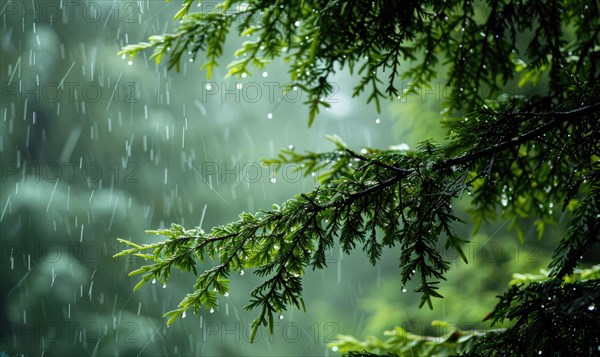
[270,177,277,183]
[267,113,273,119]
[209,307,215,314]
[279,315,284,320]
[182,311,187,319]
[163,283,167,288]
[402,287,407,293]
[375,118,381,124]
[224,292,229,297]
[240,270,245,276]
[262,72,268,78]
[152,278,156,284]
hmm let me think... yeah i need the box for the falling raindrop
[375,118,381,124]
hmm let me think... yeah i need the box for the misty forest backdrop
[0,1,592,356]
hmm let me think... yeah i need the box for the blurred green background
[0,1,562,356]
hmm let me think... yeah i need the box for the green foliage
[329,266,600,356]
[469,280,600,356]
[330,320,490,356]
[119,0,600,126]
[115,0,600,354]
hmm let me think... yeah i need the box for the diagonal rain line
[186,158,228,204]
[136,323,165,357]
[7,269,33,296]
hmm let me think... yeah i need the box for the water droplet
[588,304,596,311]
[375,118,381,124]
[209,307,215,314]
[294,21,301,27]
[267,113,273,119]
[288,144,295,150]
[152,278,156,284]
[270,177,277,183]
[205,83,212,90]
[402,287,407,293]
[121,54,126,60]
[279,314,284,320]
[262,72,268,77]
[127,60,133,65]
[236,83,242,89]
[241,73,247,78]
[182,311,186,319]
[332,346,339,352]
[240,270,245,276]
[224,292,229,297]
[163,283,167,288]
